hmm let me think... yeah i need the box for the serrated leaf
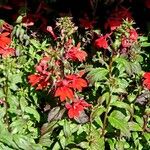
[25,107,40,122]
[108,110,131,137]
[87,68,108,83]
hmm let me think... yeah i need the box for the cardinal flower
[66,43,87,62]
[143,72,150,90]
[66,74,87,92]
[28,74,50,90]
[55,79,74,101]
[65,99,91,119]
[0,32,15,57]
[95,36,108,49]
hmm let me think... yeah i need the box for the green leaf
[115,57,132,75]
[63,119,71,137]
[110,101,133,115]
[9,73,22,84]
[77,142,89,149]
[90,137,105,150]
[13,135,32,150]
[87,68,108,83]
[108,139,115,150]
[141,42,150,47]
[25,107,40,122]
[91,106,105,121]
[128,121,142,131]
[108,110,131,137]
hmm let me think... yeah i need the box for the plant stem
[101,54,114,137]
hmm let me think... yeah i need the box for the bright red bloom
[0,32,11,47]
[66,74,87,92]
[129,29,138,41]
[66,43,87,62]
[95,36,108,49]
[143,72,150,90]
[0,32,15,57]
[28,56,51,90]
[28,74,50,90]
[65,99,91,119]
[55,79,74,101]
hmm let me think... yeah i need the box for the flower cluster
[0,22,15,57]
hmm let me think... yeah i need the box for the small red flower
[143,72,150,90]
[0,32,15,57]
[66,43,87,62]
[95,36,108,49]
[66,74,87,92]
[55,79,74,101]
[65,99,91,119]
[28,74,50,90]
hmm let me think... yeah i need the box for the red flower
[28,56,51,90]
[66,43,87,62]
[66,74,87,91]
[143,72,150,90]
[95,36,108,49]
[129,29,138,41]
[0,32,15,57]
[0,32,11,48]
[65,99,91,119]
[55,79,74,101]
[28,74,50,90]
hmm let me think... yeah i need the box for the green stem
[101,54,114,137]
